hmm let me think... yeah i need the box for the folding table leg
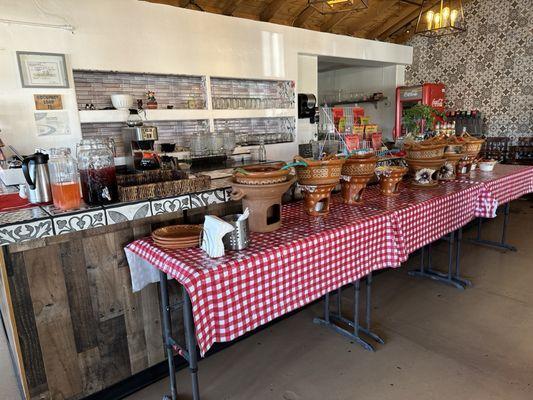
[313,276,383,352]
[468,202,517,251]
[183,287,200,400]
[159,271,178,400]
[159,272,201,400]
[408,231,467,290]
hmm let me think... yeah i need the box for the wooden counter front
[0,201,240,399]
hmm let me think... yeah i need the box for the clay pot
[233,162,290,185]
[341,176,372,204]
[404,143,446,160]
[294,155,345,186]
[341,153,377,177]
[301,183,337,217]
[230,176,296,232]
[405,158,445,187]
[375,166,407,196]
[340,153,377,204]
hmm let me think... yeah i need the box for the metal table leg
[159,271,201,400]
[408,231,469,290]
[313,274,383,352]
[468,202,517,251]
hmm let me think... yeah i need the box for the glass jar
[207,131,224,156]
[48,147,81,210]
[190,131,208,157]
[77,138,118,205]
[221,122,236,156]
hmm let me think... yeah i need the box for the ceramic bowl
[111,94,134,110]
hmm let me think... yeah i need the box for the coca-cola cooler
[394,83,445,138]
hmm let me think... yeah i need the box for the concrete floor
[1,200,531,400]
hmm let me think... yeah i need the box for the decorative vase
[146,101,158,109]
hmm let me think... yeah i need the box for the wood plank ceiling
[141,0,435,43]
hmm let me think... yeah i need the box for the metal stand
[159,271,200,400]
[408,229,471,290]
[313,272,384,352]
[468,202,517,251]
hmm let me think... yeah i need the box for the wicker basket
[462,140,484,157]
[117,170,211,202]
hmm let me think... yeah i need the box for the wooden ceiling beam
[293,5,315,27]
[320,11,351,32]
[260,0,286,22]
[372,0,438,41]
[222,0,242,16]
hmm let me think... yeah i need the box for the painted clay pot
[438,153,466,180]
[375,166,407,196]
[294,155,345,186]
[340,153,377,204]
[233,162,289,185]
[301,183,337,217]
[405,158,446,187]
[230,176,296,232]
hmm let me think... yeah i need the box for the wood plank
[119,264,149,374]
[0,250,33,399]
[78,347,102,395]
[140,283,165,366]
[260,0,286,22]
[222,0,243,16]
[60,238,99,353]
[84,234,124,322]
[97,315,132,387]
[24,245,83,399]
[293,5,315,27]
[320,11,351,32]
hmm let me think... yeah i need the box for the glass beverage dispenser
[48,148,82,210]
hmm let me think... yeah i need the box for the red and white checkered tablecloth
[457,164,533,218]
[126,201,404,355]
[360,181,483,255]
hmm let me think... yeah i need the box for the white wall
[0,0,412,161]
[318,65,406,140]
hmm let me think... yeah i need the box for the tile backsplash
[73,70,207,110]
[406,0,532,139]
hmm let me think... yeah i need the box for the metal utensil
[222,214,249,251]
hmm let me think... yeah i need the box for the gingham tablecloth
[457,164,533,218]
[360,181,483,255]
[126,201,404,355]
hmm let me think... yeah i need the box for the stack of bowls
[152,225,203,249]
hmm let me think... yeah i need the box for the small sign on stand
[34,94,63,110]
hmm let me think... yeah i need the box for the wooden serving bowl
[233,162,289,185]
[294,155,345,186]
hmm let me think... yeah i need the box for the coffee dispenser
[122,125,160,171]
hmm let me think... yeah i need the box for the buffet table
[125,165,533,400]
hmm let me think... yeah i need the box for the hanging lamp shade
[415,0,466,37]
[308,0,368,15]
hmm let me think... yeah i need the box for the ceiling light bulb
[450,9,458,26]
[426,10,434,30]
[434,13,441,29]
[442,6,450,26]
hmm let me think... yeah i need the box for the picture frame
[16,51,70,88]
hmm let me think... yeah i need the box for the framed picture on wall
[16,51,69,88]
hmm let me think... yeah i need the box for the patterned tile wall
[406,0,532,140]
[73,70,207,110]
[81,120,209,156]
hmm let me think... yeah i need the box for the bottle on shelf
[258,137,267,162]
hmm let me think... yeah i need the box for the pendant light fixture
[415,0,466,37]
[308,0,368,15]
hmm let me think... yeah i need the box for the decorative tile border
[53,209,106,235]
[0,182,233,245]
[0,219,54,245]
[151,195,191,215]
[105,201,152,225]
[190,190,226,208]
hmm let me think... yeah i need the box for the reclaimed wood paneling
[60,238,98,353]
[24,245,83,399]
[6,251,48,398]
[97,315,132,387]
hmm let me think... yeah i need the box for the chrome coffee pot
[21,152,52,204]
